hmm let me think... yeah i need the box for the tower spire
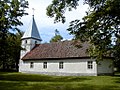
[22,8,42,41]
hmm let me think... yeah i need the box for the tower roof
[22,15,42,41]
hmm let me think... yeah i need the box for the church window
[59,62,63,69]
[30,62,34,68]
[43,62,47,69]
[87,61,93,69]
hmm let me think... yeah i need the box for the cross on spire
[32,8,35,16]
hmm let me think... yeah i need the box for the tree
[0,0,28,70]
[46,0,120,66]
[46,0,79,23]
[0,32,23,71]
[113,37,120,71]
[6,32,23,71]
[50,29,63,42]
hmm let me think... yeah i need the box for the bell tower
[19,14,42,72]
[20,15,42,58]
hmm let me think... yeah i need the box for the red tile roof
[22,41,90,60]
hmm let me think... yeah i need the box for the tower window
[25,40,27,44]
[35,41,37,44]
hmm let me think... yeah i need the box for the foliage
[50,29,63,42]
[113,38,120,71]
[46,0,120,67]
[8,32,23,71]
[0,32,23,71]
[0,72,120,90]
[46,0,79,23]
[0,0,28,70]
[0,0,28,33]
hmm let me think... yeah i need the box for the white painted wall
[21,38,41,58]
[19,38,41,72]
[19,59,98,76]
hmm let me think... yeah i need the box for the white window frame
[87,61,93,69]
[43,62,47,69]
[30,62,34,68]
[59,62,64,69]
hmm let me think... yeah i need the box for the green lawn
[0,72,120,90]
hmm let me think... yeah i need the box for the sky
[19,0,88,43]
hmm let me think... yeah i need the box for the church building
[19,15,114,76]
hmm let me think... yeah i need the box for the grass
[0,72,120,90]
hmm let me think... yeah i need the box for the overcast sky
[19,0,88,43]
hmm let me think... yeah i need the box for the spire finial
[32,8,35,16]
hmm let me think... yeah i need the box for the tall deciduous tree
[113,37,120,71]
[6,32,23,71]
[46,0,120,68]
[50,29,63,42]
[0,0,28,70]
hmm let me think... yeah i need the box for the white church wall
[19,59,98,76]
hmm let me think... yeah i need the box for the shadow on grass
[0,73,91,82]
[0,81,119,90]
[114,78,120,83]
[114,75,120,77]
[29,83,120,90]
[0,72,16,75]
[0,72,120,90]
[113,73,120,83]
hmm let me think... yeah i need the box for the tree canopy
[0,0,28,70]
[3,32,23,71]
[50,29,63,42]
[47,0,120,67]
